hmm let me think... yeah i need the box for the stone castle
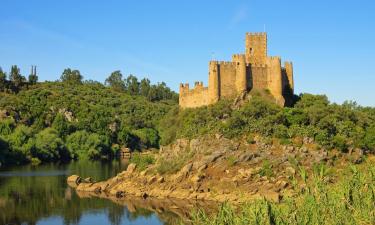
[179,32,294,108]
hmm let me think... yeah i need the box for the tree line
[0,65,178,102]
[0,65,38,93]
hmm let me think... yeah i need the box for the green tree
[28,73,38,85]
[139,78,151,97]
[0,137,9,165]
[34,128,66,161]
[6,125,34,160]
[133,128,159,148]
[0,67,7,91]
[363,125,375,151]
[52,113,70,137]
[9,65,26,89]
[105,70,125,92]
[125,75,139,95]
[66,130,110,159]
[117,126,138,149]
[60,68,83,84]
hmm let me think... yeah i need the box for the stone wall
[179,83,209,108]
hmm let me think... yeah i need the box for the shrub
[66,130,110,159]
[129,153,155,171]
[33,128,66,161]
[133,128,160,149]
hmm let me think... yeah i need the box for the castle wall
[217,62,237,98]
[250,64,268,90]
[179,83,209,109]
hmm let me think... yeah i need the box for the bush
[133,128,160,149]
[66,130,110,159]
[33,128,67,161]
[0,118,15,136]
[129,153,155,171]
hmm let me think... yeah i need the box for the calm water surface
[0,161,183,225]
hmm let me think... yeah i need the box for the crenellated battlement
[194,81,204,89]
[179,32,294,108]
[246,32,267,36]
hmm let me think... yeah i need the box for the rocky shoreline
[68,135,366,204]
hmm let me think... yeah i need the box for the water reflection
[0,161,186,225]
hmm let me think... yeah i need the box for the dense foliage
[160,93,375,153]
[0,66,178,166]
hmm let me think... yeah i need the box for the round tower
[234,54,247,94]
[208,61,219,104]
[267,56,285,106]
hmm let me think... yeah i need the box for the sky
[0,0,374,106]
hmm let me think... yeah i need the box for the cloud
[230,6,248,27]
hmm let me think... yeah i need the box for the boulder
[350,148,364,164]
[286,167,296,175]
[148,176,157,184]
[67,175,82,185]
[262,191,280,203]
[157,176,165,183]
[191,174,205,183]
[237,152,258,162]
[127,163,137,174]
[202,151,224,164]
[83,177,93,183]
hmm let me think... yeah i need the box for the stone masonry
[179,32,294,108]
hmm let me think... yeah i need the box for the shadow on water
[0,160,212,225]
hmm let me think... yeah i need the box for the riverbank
[68,134,369,204]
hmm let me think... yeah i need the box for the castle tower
[267,56,285,105]
[284,62,294,91]
[208,61,220,104]
[233,54,247,93]
[245,32,267,64]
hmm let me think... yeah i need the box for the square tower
[245,32,267,64]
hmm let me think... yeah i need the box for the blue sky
[0,0,374,106]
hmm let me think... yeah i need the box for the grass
[156,151,194,175]
[189,158,375,225]
[129,153,155,171]
[259,159,274,178]
[227,155,237,167]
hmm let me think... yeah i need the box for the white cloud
[230,6,248,27]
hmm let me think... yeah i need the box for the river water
[0,161,191,225]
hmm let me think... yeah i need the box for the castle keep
[179,32,294,108]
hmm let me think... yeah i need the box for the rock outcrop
[68,134,362,204]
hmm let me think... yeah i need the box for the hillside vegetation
[0,66,178,166]
[1,65,375,169]
[160,92,375,154]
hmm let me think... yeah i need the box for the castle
[179,32,294,108]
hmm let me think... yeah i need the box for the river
[0,160,193,225]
